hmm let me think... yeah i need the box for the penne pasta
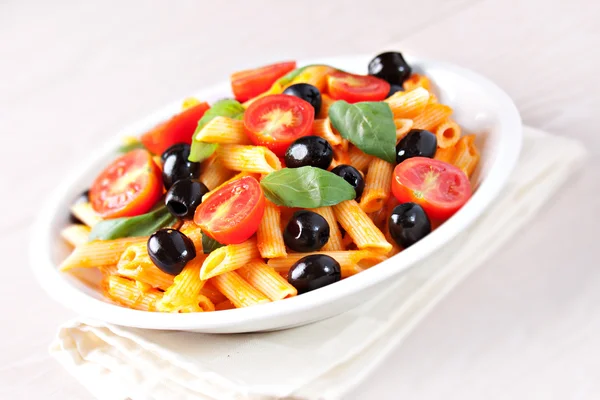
[394,118,414,142]
[70,202,102,228]
[318,93,336,119]
[61,224,90,247]
[116,242,175,290]
[199,282,227,304]
[199,155,234,191]
[158,254,207,312]
[199,238,260,280]
[237,260,297,301]
[359,158,394,213]
[194,116,250,145]
[411,104,453,131]
[385,87,430,118]
[257,200,287,258]
[216,145,282,174]
[60,237,147,271]
[348,145,372,172]
[330,139,350,169]
[182,97,201,110]
[333,200,392,254]
[312,118,342,145]
[210,271,270,308]
[452,134,480,177]
[434,119,462,149]
[214,299,235,311]
[105,275,163,312]
[403,73,432,92]
[313,206,344,251]
[434,145,456,163]
[268,250,388,278]
[202,171,261,202]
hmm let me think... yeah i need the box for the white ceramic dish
[30,54,522,333]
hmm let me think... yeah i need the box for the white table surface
[2,1,599,399]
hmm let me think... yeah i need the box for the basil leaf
[189,99,245,162]
[202,232,224,254]
[260,166,355,208]
[328,100,397,163]
[89,206,177,241]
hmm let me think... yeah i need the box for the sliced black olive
[288,254,341,294]
[330,165,364,199]
[162,144,200,189]
[147,229,196,275]
[283,83,322,116]
[284,136,333,169]
[69,189,90,224]
[165,179,209,219]
[387,83,404,98]
[389,203,431,248]
[368,51,412,85]
[284,210,330,252]
[396,129,437,164]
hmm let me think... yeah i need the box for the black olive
[69,189,90,224]
[368,52,412,86]
[396,129,437,164]
[283,83,322,116]
[387,83,404,98]
[288,254,341,294]
[284,136,333,169]
[165,179,209,219]
[389,203,431,248]
[330,165,364,199]
[147,229,196,275]
[284,210,330,252]
[162,144,200,189]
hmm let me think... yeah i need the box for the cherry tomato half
[327,71,390,103]
[90,149,163,218]
[194,176,265,244]
[244,94,314,156]
[231,61,296,103]
[392,157,472,220]
[140,102,210,155]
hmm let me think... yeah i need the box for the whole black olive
[368,51,412,85]
[284,210,330,252]
[330,165,365,199]
[165,179,209,219]
[147,229,196,275]
[284,136,333,169]
[396,129,437,164]
[162,144,200,189]
[161,143,190,162]
[288,254,341,294]
[283,83,322,116]
[388,203,431,248]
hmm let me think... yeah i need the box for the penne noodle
[411,104,453,131]
[202,171,261,202]
[403,73,432,92]
[194,116,250,145]
[268,250,388,278]
[199,282,227,304]
[318,93,336,119]
[60,236,147,271]
[105,275,163,312]
[61,224,90,247]
[70,202,102,228]
[237,260,297,301]
[385,87,430,119]
[359,158,394,213]
[182,97,201,110]
[200,238,260,280]
[199,155,234,191]
[210,271,270,308]
[394,118,414,142]
[312,118,342,146]
[257,200,287,258]
[434,145,456,163]
[329,139,350,169]
[158,254,207,312]
[215,299,235,311]
[217,145,282,174]
[116,242,175,290]
[333,200,392,254]
[348,146,372,172]
[434,119,462,149]
[313,206,344,251]
[452,134,480,177]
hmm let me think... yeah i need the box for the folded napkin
[50,126,586,400]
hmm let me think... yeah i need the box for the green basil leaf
[89,206,177,241]
[260,166,355,208]
[189,99,245,162]
[328,100,397,163]
[202,232,224,254]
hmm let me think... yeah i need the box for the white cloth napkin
[50,126,587,400]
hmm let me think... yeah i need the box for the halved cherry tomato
[327,71,390,103]
[231,61,296,103]
[392,157,472,220]
[194,176,265,244]
[89,149,163,218]
[140,102,210,155]
[244,94,314,156]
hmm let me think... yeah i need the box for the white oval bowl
[30,54,521,333]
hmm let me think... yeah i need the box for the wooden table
[2,1,599,398]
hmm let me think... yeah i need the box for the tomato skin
[327,71,390,103]
[231,61,297,103]
[392,157,472,220]
[90,149,163,218]
[194,176,265,244]
[140,102,210,155]
[244,94,314,156]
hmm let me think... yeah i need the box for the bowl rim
[30,54,522,330]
